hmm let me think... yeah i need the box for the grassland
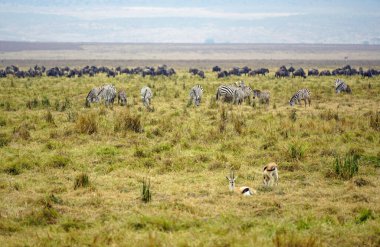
[0,70,379,246]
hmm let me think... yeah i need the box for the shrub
[74,173,90,190]
[114,110,143,133]
[334,154,359,180]
[141,178,152,203]
[76,113,98,134]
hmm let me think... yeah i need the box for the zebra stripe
[141,86,153,108]
[289,88,311,107]
[189,85,204,106]
[335,79,352,94]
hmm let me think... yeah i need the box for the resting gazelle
[263,162,279,186]
[226,171,256,196]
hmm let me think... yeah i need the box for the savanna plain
[0,68,379,247]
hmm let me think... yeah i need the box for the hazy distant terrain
[1,42,380,62]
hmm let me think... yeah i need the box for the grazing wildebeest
[319,70,331,76]
[293,68,306,78]
[217,70,229,78]
[212,66,221,72]
[308,69,319,76]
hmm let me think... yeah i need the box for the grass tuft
[74,173,90,190]
[334,153,359,180]
[141,178,152,203]
[114,110,143,133]
[76,112,98,134]
[273,231,318,247]
[369,111,380,131]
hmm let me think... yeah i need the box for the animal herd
[1,64,378,79]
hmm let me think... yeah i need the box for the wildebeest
[319,70,331,76]
[308,69,319,76]
[293,68,306,78]
[212,66,221,72]
[217,70,229,78]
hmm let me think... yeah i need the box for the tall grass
[75,113,98,134]
[334,154,360,180]
[141,178,152,203]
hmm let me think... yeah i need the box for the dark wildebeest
[212,66,221,72]
[293,68,306,78]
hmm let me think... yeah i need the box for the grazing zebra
[141,86,153,108]
[335,79,352,94]
[189,85,204,107]
[118,90,127,106]
[233,87,245,105]
[289,88,311,107]
[85,87,101,107]
[253,89,270,105]
[216,85,236,102]
[97,84,117,107]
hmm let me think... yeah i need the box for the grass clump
[114,110,143,133]
[0,132,11,147]
[288,143,305,160]
[355,209,375,224]
[74,173,90,190]
[26,98,39,109]
[334,154,359,180]
[369,111,380,131]
[289,109,297,122]
[273,231,318,247]
[141,178,152,203]
[219,107,228,133]
[25,204,59,226]
[232,113,245,134]
[45,110,55,124]
[76,113,98,134]
[48,155,71,168]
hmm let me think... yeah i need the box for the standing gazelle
[226,171,255,196]
[263,162,279,186]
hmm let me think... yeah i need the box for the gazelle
[263,162,279,186]
[226,171,256,196]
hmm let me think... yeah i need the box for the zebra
[233,87,245,105]
[253,89,270,105]
[289,88,311,107]
[117,90,127,106]
[141,86,153,108]
[189,85,204,107]
[216,85,236,103]
[335,79,352,94]
[97,84,117,107]
[85,87,101,107]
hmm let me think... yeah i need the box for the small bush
[369,112,380,131]
[356,209,375,224]
[76,113,98,135]
[114,110,143,133]
[74,173,90,190]
[334,154,359,180]
[141,178,152,203]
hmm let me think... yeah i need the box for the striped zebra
[253,89,270,105]
[233,87,245,105]
[141,86,153,108]
[216,85,236,103]
[85,84,116,107]
[98,84,117,107]
[335,79,352,94]
[85,87,101,107]
[289,88,311,107]
[118,90,127,106]
[189,85,204,107]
